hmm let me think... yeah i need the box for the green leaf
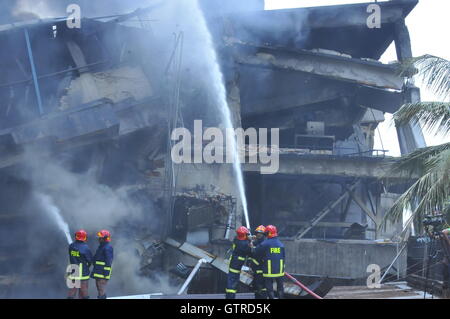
[399,55,450,100]
[394,102,450,135]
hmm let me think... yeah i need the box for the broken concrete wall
[61,66,153,109]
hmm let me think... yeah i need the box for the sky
[265,0,450,156]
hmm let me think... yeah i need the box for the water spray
[37,193,72,244]
[194,0,251,231]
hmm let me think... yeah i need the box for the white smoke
[13,0,59,19]
[36,193,72,244]
[21,150,180,296]
[28,159,142,231]
[7,0,260,297]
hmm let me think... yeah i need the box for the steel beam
[294,181,360,240]
[348,189,377,224]
[340,196,353,222]
[24,28,43,115]
[0,61,108,89]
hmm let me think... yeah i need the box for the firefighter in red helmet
[249,225,267,299]
[67,229,93,299]
[225,226,252,299]
[91,229,113,299]
[253,225,285,299]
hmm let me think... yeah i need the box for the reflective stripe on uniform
[93,265,112,279]
[251,258,259,265]
[229,268,240,274]
[263,273,284,278]
[256,270,263,274]
[96,261,106,265]
[68,263,90,280]
[237,256,246,261]
[226,289,237,293]
[104,266,112,279]
[263,259,284,277]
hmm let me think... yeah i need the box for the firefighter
[249,225,267,299]
[253,225,285,299]
[67,229,93,299]
[225,226,252,299]
[91,229,114,299]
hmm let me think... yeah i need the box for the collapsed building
[0,0,426,297]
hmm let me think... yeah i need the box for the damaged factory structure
[0,0,427,298]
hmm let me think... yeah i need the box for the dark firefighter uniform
[91,242,114,281]
[250,236,267,299]
[226,227,251,299]
[254,231,285,299]
[68,240,93,281]
[67,230,93,299]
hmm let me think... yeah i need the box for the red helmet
[255,225,266,233]
[75,229,87,242]
[236,226,249,240]
[97,230,111,242]
[265,225,278,238]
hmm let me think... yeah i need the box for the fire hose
[284,272,323,299]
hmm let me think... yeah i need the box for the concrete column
[393,19,426,154]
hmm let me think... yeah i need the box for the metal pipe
[379,242,407,283]
[224,201,235,240]
[284,272,323,299]
[177,258,206,295]
[24,28,43,115]
[0,60,109,89]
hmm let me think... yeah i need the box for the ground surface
[325,282,439,299]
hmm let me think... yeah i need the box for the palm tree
[381,55,450,239]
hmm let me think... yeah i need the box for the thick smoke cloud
[9,0,157,20]
[28,158,142,231]
[0,0,312,298]
[11,146,179,297]
[0,0,234,298]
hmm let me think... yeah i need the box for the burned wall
[0,0,255,297]
[246,175,366,239]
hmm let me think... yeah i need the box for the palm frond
[394,102,450,135]
[383,142,450,179]
[397,167,450,240]
[399,55,450,100]
[380,147,450,234]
